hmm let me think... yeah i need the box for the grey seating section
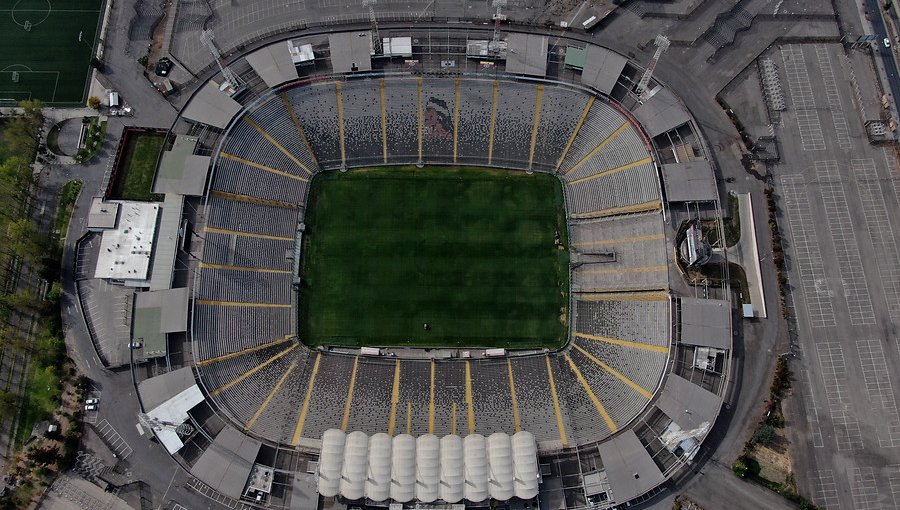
[301,353,354,438]
[220,118,309,180]
[283,83,343,167]
[455,80,494,164]
[558,101,627,174]
[206,195,299,238]
[510,355,574,447]
[430,361,467,437]
[396,360,432,436]
[470,360,516,434]
[575,339,666,398]
[245,97,318,174]
[566,163,659,217]
[563,122,648,182]
[532,86,591,171]
[421,80,457,163]
[202,231,294,271]
[553,355,613,444]
[201,343,296,426]
[344,359,395,433]
[249,348,314,443]
[383,79,420,163]
[198,268,292,303]
[491,82,536,170]
[193,305,293,360]
[341,80,385,166]
[214,156,308,205]
[567,348,649,436]
[574,299,669,347]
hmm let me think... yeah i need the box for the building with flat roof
[93,202,160,285]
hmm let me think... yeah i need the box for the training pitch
[0,0,103,104]
[298,167,570,349]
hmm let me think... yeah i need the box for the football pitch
[0,0,103,105]
[298,167,570,349]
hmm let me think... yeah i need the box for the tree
[87,96,101,110]
[751,424,777,446]
[0,389,16,420]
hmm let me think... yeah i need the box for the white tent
[340,431,369,500]
[512,431,539,499]
[487,432,515,500]
[317,429,345,498]
[440,435,465,503]
[416,434,440,502]
[366,433,392,501]
[390,434,416,502]
[464,434,489,502]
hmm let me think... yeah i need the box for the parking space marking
[187,477,238,508]
[853,158,900,316]
[95,419,133,459]
[816,161,876,325]
[887,465,900,507]
[848,467,879,510]
[803,367,825,447]
[781,45,826,150]
[815,45,843,108]
[830,111,852,150]
[856,338,900,447]
[780,175,837,327]
[817,342,864,451]
[811,469,842,509]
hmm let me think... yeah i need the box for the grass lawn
[0,0,104,104]
[110,131,165,201]
[55,180,83,243]
[14,329,64,448]
[299,166,569,349]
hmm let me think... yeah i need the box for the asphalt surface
[41,0,900,509]
[866,0,900,116]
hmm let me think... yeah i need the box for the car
[85,398,99,405]
[84,404,97,411]
[129,342,142,349]
[885,37,892,48]
[154,57,173,77]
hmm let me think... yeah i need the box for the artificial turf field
[0,0,103,104]
[298,167,570,349]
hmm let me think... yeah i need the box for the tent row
[317,429,539,503]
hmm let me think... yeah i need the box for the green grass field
[298,167,569,349]
[0,0,104,104]
[110,131,165,201]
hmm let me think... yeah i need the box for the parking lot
[762,43,900,508]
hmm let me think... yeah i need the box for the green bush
[752,424,777,446]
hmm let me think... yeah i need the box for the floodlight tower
[362,0,383,55]
[138,413,195,437]
[200,29,243,90]
[491,0,507,55]
[635,35,670,101]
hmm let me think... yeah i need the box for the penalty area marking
[0,69,60,102]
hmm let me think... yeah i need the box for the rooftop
[94,201,160,283]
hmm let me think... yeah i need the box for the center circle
[10,0,52,28]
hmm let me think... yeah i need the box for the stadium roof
[679,297,730,349]
[154,135,211,196]
[596,430,665,503]
[329,32,373,73]
[87,198,119,230]
[506,33,549,77]
[182,81,243,129]
[656,374,722,430]
[149,194,184,291]
[632,87,692,138]
[94,201,159,284]
[133,287,188,359]
[317,430,537,503]
[137,366,195,411]
[661,161,719,202]
[191,426,261,499]
[245,43,299,87]
[581,44,627,95]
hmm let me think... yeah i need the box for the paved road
[866,0,900,115]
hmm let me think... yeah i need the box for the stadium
[108,23,733,510]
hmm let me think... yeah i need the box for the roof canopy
[316,430,537,503]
